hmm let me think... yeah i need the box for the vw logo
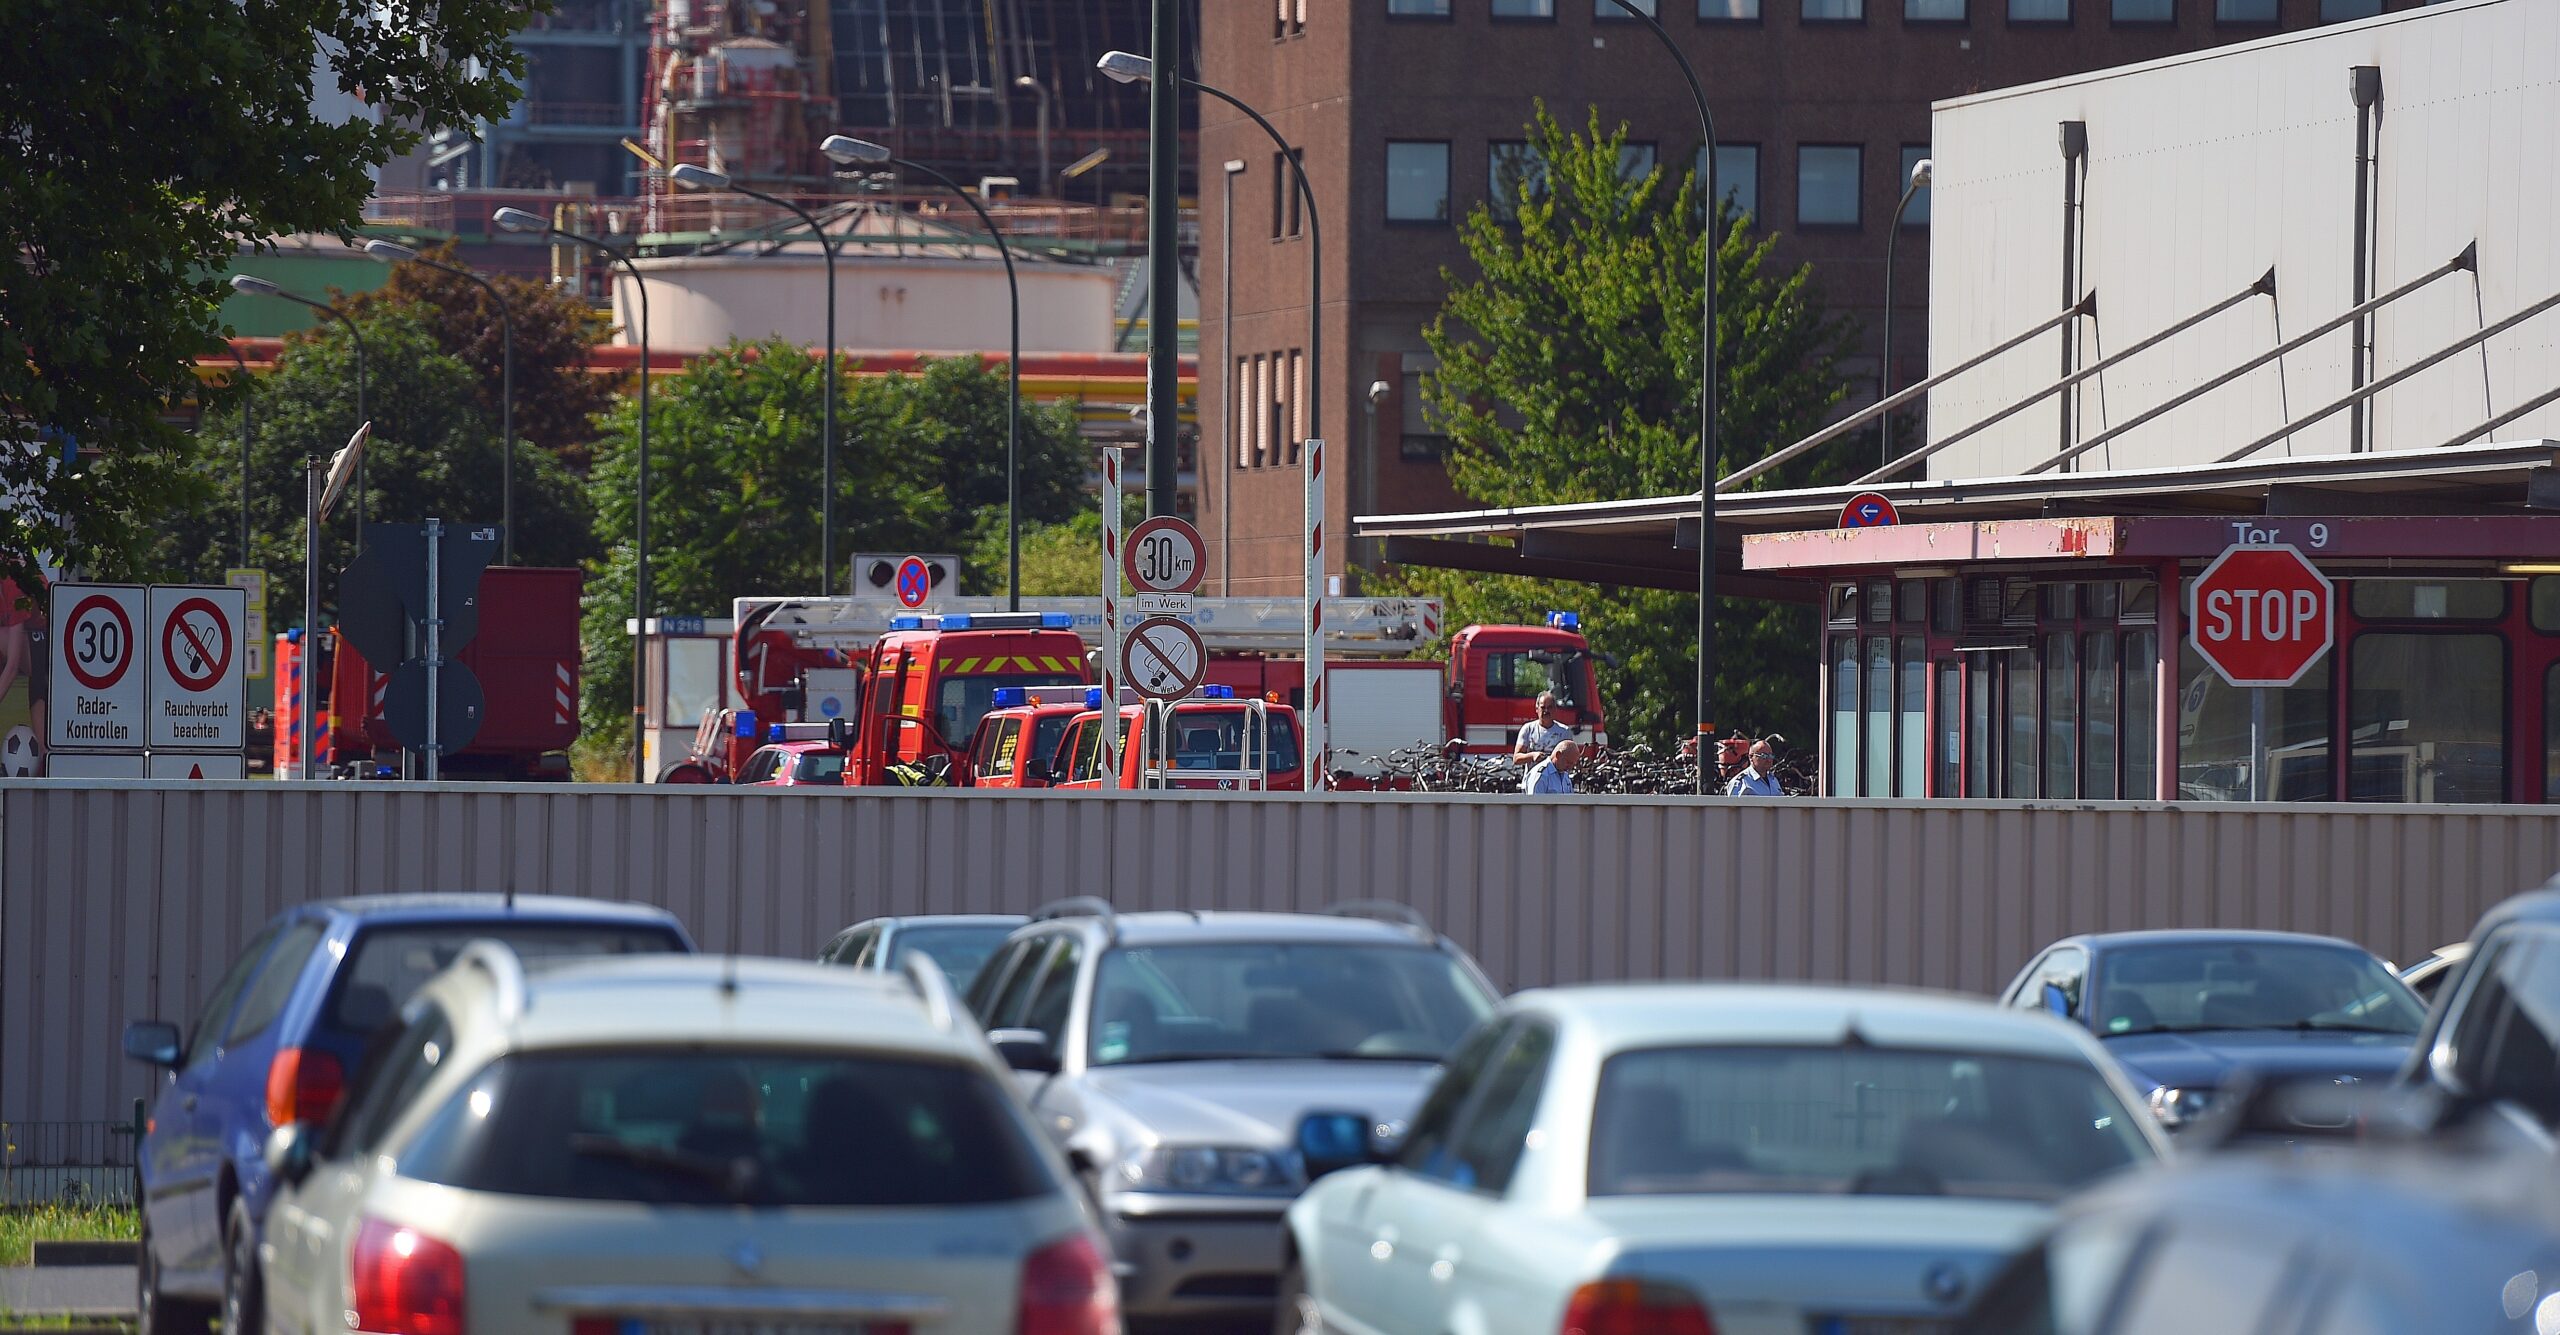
[728,1241,764,1276]
[1922,1262,1969,1305]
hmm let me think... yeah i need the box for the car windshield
[393,1050,1057,1207]
[1586,1045,2154,1202]
[938,672,1080,749]
[322,923,685,1036]
[1089,942,1494,1066]
[887,924,1017,991]
[1030,716,1072,771]
[2092,941,2426,1037]
[1483,649,1589,709]
[795,752,846,785]
[1156,711,1302,773]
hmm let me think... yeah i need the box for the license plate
[620,1321,896,1335]
[1813,1319,1954,1335]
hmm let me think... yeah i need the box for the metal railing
[1,1111,141,1207]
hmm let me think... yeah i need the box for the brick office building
[1198,0,2414,595]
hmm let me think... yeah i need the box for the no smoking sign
[148,586,247,751]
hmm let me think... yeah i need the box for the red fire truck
[1048,687,1304,792]
[957,686,1092,788]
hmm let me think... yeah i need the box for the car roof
[304,893,684,929]
[1509,982,2109,1062]
[2058,929,2374,954]
[498,955,979,1056]
[2469,886,2560,938]
[1034,909,1441,949]
[847,914,1029,932]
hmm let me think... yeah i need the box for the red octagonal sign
[2190,544,2333,688]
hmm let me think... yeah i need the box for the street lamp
[1220,156,1246,596]
[822,134,1028,612]
[1590,0,1721,795]
[667,163,843,587]
[223,340,251,566]
[1014,75,1054,190]
[361,239,520,565]
[1880,156,1932,468]
[495,205,653,782]
[230,273,370,548]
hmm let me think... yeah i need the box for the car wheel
[221,1201,263,1335]
[138,1213,211,1335]
[1273,1261,1322,1335]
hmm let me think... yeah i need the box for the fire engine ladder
[734,595,1443,656]
[1134,695,1271,793]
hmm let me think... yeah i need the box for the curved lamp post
[822,134,1027,612]
[1880,156,1933,468]
[223,340,252,565]
[495,206,651,782]
[361,240,519,565]
[668,164,842,587]
[230,274,369,549]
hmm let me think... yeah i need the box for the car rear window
[393,1050,1056,1207]
[887,925,1017,991]
[323,923,686,1035]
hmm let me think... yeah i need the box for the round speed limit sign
[1123,516,1206,595]
[66,593,136,691]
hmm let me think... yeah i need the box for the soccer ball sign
[0,725,37,777]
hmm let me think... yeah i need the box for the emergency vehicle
[960,685,1091,788]
[733,721,852,787]
[1049,686,1303,792]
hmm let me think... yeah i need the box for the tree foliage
[578,346,1091,745]
[0,0,536,581]
[343,242,618,468]
[1405,103,1858,744]
[161,307,596,632]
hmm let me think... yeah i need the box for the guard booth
[1740,446,2560,804]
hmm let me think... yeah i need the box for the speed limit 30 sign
[47,584,148,752]
[1124,516,1206,595]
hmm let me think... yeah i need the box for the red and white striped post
[1304,435,1327,790]
[1099,446,1124,783]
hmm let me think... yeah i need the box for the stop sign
[2189,544,2334,688]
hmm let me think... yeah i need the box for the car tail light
[1017,1234,1117,1335]
[352,1217,466,1335]
[265,1047,345,1127]
[1562,1279,1716,1335]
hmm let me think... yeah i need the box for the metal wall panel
[7,781,2558,1127]
[1925,0,2560,477]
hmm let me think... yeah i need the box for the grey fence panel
[7,781,2560,1129]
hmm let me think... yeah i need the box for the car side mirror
[264,1123,315,1186]
[2041,982,2072,1018]
[826,716,851,751]
[123,1020,181,1067]
[1298,1110,1391,1179]
[987,1028,1061,1074]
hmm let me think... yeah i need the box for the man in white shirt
[1727,740,1786,797]
[1523,739,1583,795]
[1511,692,1575,767]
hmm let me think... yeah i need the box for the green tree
[960,491,1144,599]
[1406,103,1857,745]
[857,355,1094,550]
[0,0,536,580]
[163,306,596,633]
[343,241,619,468]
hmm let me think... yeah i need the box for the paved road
[0,1264,133,1318]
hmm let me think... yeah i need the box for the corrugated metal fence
[7,781,2557,1133]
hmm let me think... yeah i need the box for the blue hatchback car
[1998,929,2427,1132]
[120,894,693,1335]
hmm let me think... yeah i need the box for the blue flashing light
[939,613,974,630]
[990,687,1027,708]
[889,615,925,631]
[1200,684,1235,699]
[768,723,788,742]
[734,709,759,739]
[1040,612,1075,629]
[1085,687,1104,710]
[1546,610,1581,630]
[285,628,303,644]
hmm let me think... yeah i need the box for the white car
[1281,983,2169,1335]
[259,947,1118,1335]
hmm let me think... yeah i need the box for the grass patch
[0,1206,138,1269]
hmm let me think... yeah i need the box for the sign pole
[425,517,442,783]
[1303,435,1327,791]
[301,456,321,781]
[1100,447,1123,784]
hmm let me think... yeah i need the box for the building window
[1899,145,1932,224]
[1287,349,1305,464]
[1271,149,1304,239]
[2353,578,2506,621]
[1400,369,1446,459]
[1796,144,1862,227]
[2350,634,2505,803]
[1698,143,1758,223]
[1905,0,1964,17]
[1491,0,1555,15]
[1803,0,1863,18]
[1833,637,1860,794]
[1252,355,1271,467]
[1386,141,1451,222]
[1700,0,1761,17]
[2111,0,2171,19]
[1596,0,1657,14]
[2010,0,2068,18]
[2545,665,2560,800]
[2322,0,2382,16]
[2215,0,2276,19]
[1387,0,1449,13]
[1489,141,1547,220]
[2123,629,2158,798]
[1276,0,1306,36]
[1234,355,1253,467]
[2005,646,2038,798]
[1617,143,1658,183]
[2176,642,2333,801]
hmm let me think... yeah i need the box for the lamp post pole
[1220,157,1245,595]
[1881,158,1932,468]
[669,167,839,586]
[1142,0,1181,519]
[823,137,1024,610]
[1598,0,1721,794]
[495,208,649,781]
[226,341,252,565]
[360,241,518,564]
[234,277,373,552]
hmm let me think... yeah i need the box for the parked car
[259,949,1117,1335]
[733,740,847,786]
[1958,1114,2560,1334]
[2398,940,2472,1007]
[1282,983,2167,1335]
[120,895,693,1335]
[964,899,1499,1324]
[818,913,1027,991]
[2403,886,2560,1144]
[1998,930,2425,1131]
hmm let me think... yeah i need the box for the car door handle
[181,1095,197,1113]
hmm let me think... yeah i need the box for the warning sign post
[47,584,148,754]
[148,586,248,752]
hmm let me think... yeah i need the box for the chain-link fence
[1,1109,142,1208]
